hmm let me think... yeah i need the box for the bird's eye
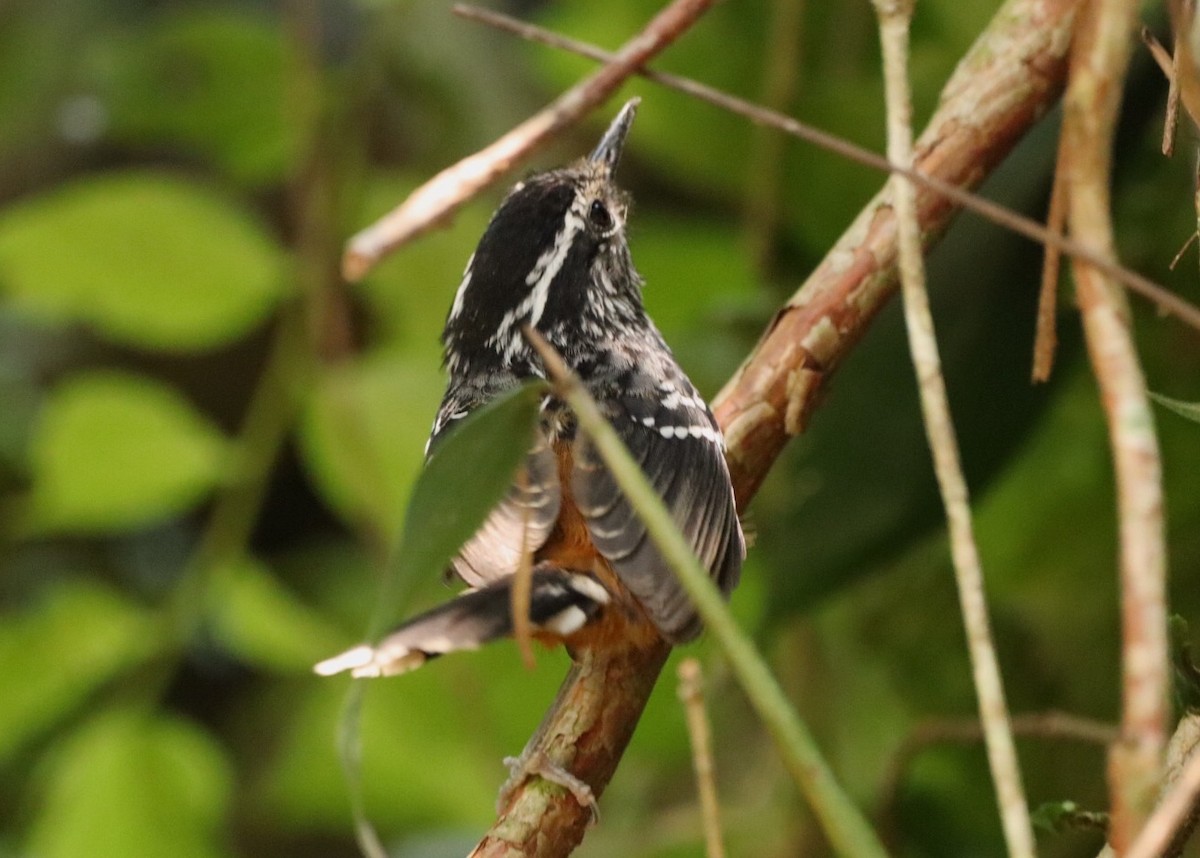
[589,199,613,231]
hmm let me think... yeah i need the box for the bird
[314,98,744,682]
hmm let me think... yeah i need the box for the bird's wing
[427,380,562,589]
[451,434,561,587]
[573,366,744,643]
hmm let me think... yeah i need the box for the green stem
[526,329,888,858]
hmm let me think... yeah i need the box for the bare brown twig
[1168,0,1200,136]
[873,0,1033,853]
[1062,0,1169,850]
[511,470,537,670]
[1142,27,1182,156]
[678,659,726,858]
[341,0,716,282]
[1124,714,1200,858]
[1033,132,1070,383]
[454,3,1200,336]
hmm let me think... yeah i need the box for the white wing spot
[567,575,611,605]
[652,423,723,443]
[544,605,589,636]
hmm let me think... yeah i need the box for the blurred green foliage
[0,1,1198,857]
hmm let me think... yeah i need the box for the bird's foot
[498,750,599,825]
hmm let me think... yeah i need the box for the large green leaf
[208,556,348,674]
[27,708,233,858]
[315,382,542,848]
[300,351,446,535]
[28,371,229,532]
[379,380,544,626]
[103,9,298,186]
[263,676,500,831]
[0,581,158,765]
[0,172,285,350]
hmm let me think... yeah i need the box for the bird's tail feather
[313,568,611,678]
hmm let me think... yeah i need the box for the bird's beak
[588,98,640,174]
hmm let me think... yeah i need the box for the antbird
[316,99,743,688]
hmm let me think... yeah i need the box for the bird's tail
[313,568,612,678]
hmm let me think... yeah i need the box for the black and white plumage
[316,99,744,679]
[312,569,611,678]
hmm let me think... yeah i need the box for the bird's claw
[498,750,599,825]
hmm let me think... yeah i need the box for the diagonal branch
[1125,713,1200,858]
[341,0,716,281]
[461,0,1081,854]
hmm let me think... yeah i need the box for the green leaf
[263,679,498,831]
[0,581,158,765]
[28,371,230,532]
[208,557,348,673]
[1150,392,1200,425]
[0,172,285,350]
[300,352,445,535]
[320,382,542,851]
[103,9,298,186]
[381,380,544,627]
[28,708,234,858]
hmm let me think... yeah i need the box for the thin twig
[1169,231,1198,270]
[1146,17,1200,276]
[525,327,889,858]
[1174,0,1200,280]
[1168,0,1200,136]
[873,1,1034,855]
[453,2,1200,335]
[1142,27,1181,156]
[1062,0,1169,850]
[678,659,726,858]
[1033,133,1070,383]
[511,469,537,670]
[342,0,715,281]
[1164,35,1181,157]
[1126,751,1200,857]
[1124,714,1200,858]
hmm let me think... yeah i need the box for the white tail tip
[313,645,378,677]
